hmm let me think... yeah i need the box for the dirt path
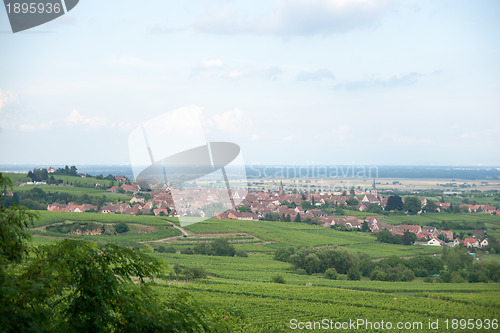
[172,224,190,236]
[140,232,260,244]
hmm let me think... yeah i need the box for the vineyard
[155,279,500,332]
[27,211,500,331]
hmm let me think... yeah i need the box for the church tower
[278,181,284,197]
[371,179,377,196]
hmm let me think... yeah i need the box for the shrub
[324,268,338,280]
[114,222,129,234]
[211,238,236,257]
[347,269,361,281]
[193,242,213,255]
[423,276,433,283]
[157,245,176,253]
[180,247,194,255]
[271,274,286,284]
[236,249,248,257]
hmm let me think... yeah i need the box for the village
[45,175,496,249]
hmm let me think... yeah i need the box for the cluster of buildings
[44,178,495,249]
[47,203,97,213]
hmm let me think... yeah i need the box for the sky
[0,0,499,167]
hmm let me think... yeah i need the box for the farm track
[140,232,262,244]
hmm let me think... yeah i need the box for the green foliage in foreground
[0,174,235,332]
[3,237,232,333]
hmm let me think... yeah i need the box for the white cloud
[20,109,107,131]
[201,59,224,68]
[225,66,283,80]
[0,89,17,113]
[195,0,391,36]
[209,108,251,134]
[381,132,432,145]
[332,125,350,140]
[111,55,162,68]
[110,121,136,131]
[485,124,500,135]
[19,121,53,131]
[228,70,248,79]
[65,109,107,129]
[192,59,225,76]
[297,68,335,81]
[334,72,424,89]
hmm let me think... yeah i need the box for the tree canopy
[385,195,403,211]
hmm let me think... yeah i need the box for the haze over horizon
[1,0,499,166]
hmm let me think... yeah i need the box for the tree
[294,213,301,222]
[211,238,236,256]
[386,195,403,211]
[423,199,438,213]
[0,174,38,262]
[401,231,417,245]
[304,253,320,274]
[361,221,370,232]
[346,197,358,207]
[237,206,248,213]
[114,222,130,234]
[366,203,382,213]
[403,196,421,215]
[301,201,313,210]
[375,229,395,244]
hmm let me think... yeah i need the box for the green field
[13,184,132,201]
[2,171,118,188]
[28,212,499,332]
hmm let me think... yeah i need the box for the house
[122,184,141,193]
[214,211,230,219]
[415,238,442,246]
[436,202,451,209]
[67,203,84,213]
[234,211,259,221]
[480,238,489,248]
[365,216,380,231]
[215,210,259,221]
[392,224,422,235]
[114,175,127,181]
[479,205,497,214]
[426,238,442,246]
[440,230,454,241]
[130,196,145,204]
[153,208,169,216]
[311,209,328,218]
[321,216,335,227]
[361,194,381,205]
[107,186,120,193]
[48,167,55,173]
[333,216,361,229]
[463,237,480,248]
[47,203,67,211]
